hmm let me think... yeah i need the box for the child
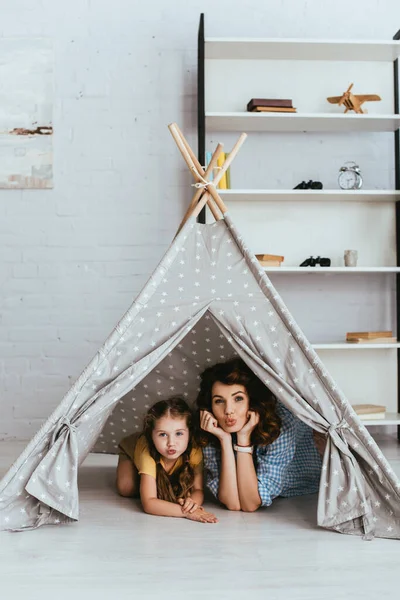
[116,396,218,523]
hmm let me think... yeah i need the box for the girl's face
[151,416,189,461]
[211,381,250,433]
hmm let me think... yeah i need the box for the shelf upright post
[197,13,206,224]
[394,28,400,440]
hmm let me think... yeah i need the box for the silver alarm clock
[338,161,363,190]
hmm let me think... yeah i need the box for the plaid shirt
[202,402,322,507]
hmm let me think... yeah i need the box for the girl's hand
[200,410,231,442]
[237,410,260,445]
[184,507,218,523]
[178,497,199,514]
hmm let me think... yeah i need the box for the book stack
[352,404,386,420]
[247,98,297,113]
[345,331,396,344]
[256,254,284,267]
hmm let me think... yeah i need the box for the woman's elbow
[226,503,242,511]
[219,496,241,511]
[242,502,261,513]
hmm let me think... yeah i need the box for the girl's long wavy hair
[142,397,196,503]
[196,358,281,447]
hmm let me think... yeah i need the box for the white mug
[344,250,358,267]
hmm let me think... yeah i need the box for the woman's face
[211,381,250,433]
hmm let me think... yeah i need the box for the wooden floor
[1,434,399,600]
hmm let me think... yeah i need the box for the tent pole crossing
[168,122,247,233]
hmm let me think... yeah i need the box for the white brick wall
[1,0,400,439]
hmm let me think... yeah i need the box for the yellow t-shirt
[118,433,203,479]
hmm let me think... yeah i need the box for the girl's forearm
[190,489,204,506]
[218,438,241,510]
[236,452,262,512]
[141,497,185,518]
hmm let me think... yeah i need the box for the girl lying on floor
[197,358,324,512]
[116,397,218,524]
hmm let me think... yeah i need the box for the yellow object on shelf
[217,151,227,190]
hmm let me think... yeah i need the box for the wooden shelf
[313,343,400,350]
[205,37,400,62]
[206,112,400,133]
[359,413,400,426]
[219,189,400,203]
[264,267,400,273]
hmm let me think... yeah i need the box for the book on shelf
[247,98,293,111]
[251,106,297,113]
[256,253,284,267]
[258,260,282,267]
[225,152,231,189]
[346,330,393,340]
[256,254,284,261]
[346,336,397,344]
[345,330,395,344]
[352,404,386,420]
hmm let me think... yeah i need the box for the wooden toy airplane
[327,83,381,114]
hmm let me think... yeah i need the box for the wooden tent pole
[168,123,224,224]
[174,143,224,237]
[169,123,247,221]
[171,123,248,216]
[169,123,227,216]
[168,123,207,183]
[172,123,227,216]
[173,123,224,221]
[190,190,213,221]
[174,123,247,192]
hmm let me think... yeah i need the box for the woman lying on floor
[196,358,325,512]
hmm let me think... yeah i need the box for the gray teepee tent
[1,124,399,539]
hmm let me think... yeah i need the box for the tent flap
[25,416,79,520]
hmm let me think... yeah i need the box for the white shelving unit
[200,24,400,429]
[206,112,400,133]
[358,413,400,425]
[205,38,400,62]
[219,189,400,203]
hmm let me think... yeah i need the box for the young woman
[196,358,323,512]
[116,397,218,523]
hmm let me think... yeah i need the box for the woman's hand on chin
[237,410,260,446]
[200,410,231,442]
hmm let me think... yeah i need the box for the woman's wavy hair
[141,397,196,503]
[196,358,281,447]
